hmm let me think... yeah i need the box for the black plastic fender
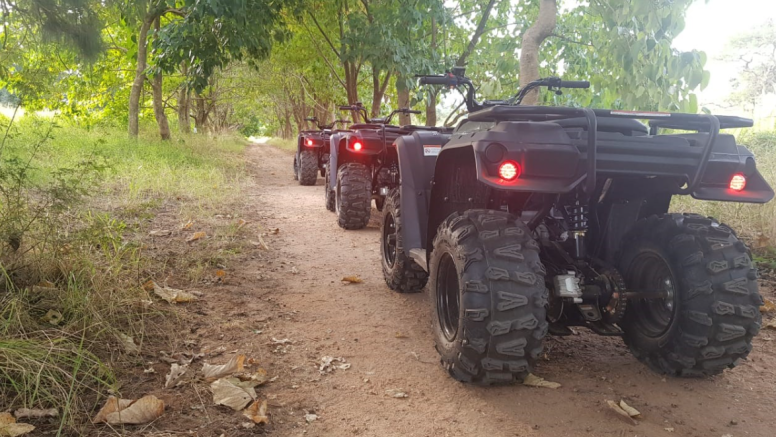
[395,131,450,262]
[327,132,346,190]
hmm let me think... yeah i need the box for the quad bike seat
[555,117,648,136]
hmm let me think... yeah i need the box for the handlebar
[558,80,590,89]
[418,74,459,86]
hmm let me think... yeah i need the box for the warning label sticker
[423,145,441,156]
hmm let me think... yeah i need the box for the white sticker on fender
[423,145,441,156]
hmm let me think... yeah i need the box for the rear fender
[426,146,491,255]
[395,132,449,265]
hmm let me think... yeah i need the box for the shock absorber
[390,162,398,185]
[567,193,589,260]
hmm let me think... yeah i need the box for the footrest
[409,248,427,272]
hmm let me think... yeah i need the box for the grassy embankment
[0,114,247,433]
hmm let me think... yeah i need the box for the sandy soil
[119,142,776,437]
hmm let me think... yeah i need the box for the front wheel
[381,188,428,293]
[619,213,762,377]
[429,210,548,384]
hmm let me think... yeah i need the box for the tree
[723,20,776,115]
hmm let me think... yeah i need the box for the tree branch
[308,11,341,60]
[302,22,347,90]
[457,0,499,67]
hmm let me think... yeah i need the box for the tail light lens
[353,141,363,151]
[730,174,746,191]
[498,161,521,181]
[306,139,314,146]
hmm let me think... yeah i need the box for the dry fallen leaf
[257,235,270,250]
[385,389,408,398]
[605,400,637,425]
[395,332,408,339]
[202,355,246,381]
[523,373,561,389]
[13,408,57,420]
[618,400,641,419]
[41,309,63,326]
[149,229,172,237]
[215,270,226,279]
[243,399,269,424]
[305,412,318,423]
[211,378,257,411]
[765,319,776,330]
[186,232,206,243]
[236,368,269,386]
[181,220,193,230]
[93,395,164,425]
[761,298,776,314]
[271,228,280,234]
[165,363,189,388]
[146,281,198,304]
[118,333,140,354]
[0,412,35,437]
[36,280,56,289]
[236,219,247,229]
[341,276,363,285]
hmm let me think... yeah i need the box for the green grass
[0,115,249,433]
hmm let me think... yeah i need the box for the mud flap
[395,131,450,268]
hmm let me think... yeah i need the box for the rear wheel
[381,188,428,293]
[298,150,318,186]
[429,210,548,384]
[619,213,762,377]
[292,156,299,181]
[324,166,335,212]
[335,162,372,230]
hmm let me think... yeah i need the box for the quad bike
[381,67,773,384]
[293,117,350,185]
[326,103,452,229]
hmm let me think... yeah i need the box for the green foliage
[723,20,776,112]
[154,0,300,93]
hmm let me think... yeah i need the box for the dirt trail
[183,143,776,437]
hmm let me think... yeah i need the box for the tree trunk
[457,0,499,67]
[344,61,361,122]
[426,14,438,126]
[194,93,207,132]
[396,77,411,125]
[371,66,392,119]
[519,0,557,106]
[128,16,154,137]
[178,62,190,134]
[151,18,171,140]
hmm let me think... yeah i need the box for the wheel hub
[383,212,397,267]
[436,253,460,342]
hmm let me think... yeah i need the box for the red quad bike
[294,117,350,185]
[382,67,773,384]
[326,102,452,229]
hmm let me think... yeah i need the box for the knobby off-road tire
[619,213,762,377]
[324,166,336,212]
[298,150,318,186]
[336,163,372,230]
[292,156,299,181]
[381,188,428,293]
[429,210,548,384]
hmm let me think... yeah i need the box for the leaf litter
[319,356,350,374]
[0,412,35,437]
[523,373,561,389]
[92,395,164,425]
[144,280,199,304]
[202,354,246,381]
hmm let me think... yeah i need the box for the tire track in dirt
[239,143,776,437]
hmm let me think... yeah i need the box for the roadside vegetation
[0,114,246,433]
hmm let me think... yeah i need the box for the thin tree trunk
[128,16,154,137]
[519,0,557,106]
[456,0,499,67]
[397,77,411,125]
[371,66,391,118]
[178,62,191,134]
[426,14,438,126]
[151,18,171,140]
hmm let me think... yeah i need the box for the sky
[673,0,776,112]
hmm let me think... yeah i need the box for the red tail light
[730,174,746,191]
[306,139,314,146]
[353,141,363,151]
[498,161,521,181]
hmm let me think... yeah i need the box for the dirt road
[152,142,776,437]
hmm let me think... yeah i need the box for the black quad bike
[326,103,452,229]
[293,117,350,185]
[381,68,774,385]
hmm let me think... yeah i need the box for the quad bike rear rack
[467,105,752,197]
